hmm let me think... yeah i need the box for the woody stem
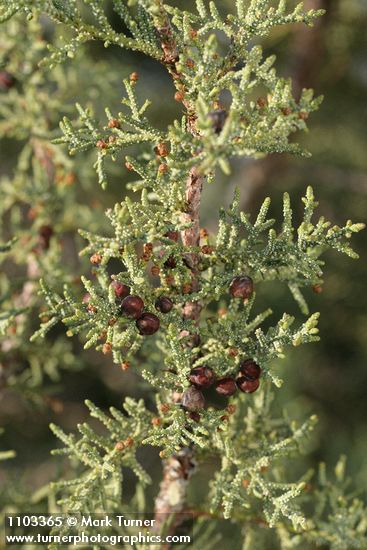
[152,2,204,538]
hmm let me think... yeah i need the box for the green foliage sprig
[32,187,362,374]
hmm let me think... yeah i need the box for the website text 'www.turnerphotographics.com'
[3,514,194,546]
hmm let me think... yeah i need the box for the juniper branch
[1,3,366,546]
[152,1,203,532]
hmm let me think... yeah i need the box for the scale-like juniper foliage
[32,187,362,374]
[0,1,366,549]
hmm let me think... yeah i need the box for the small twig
[181,167,203,321]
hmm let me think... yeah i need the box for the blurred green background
[0,0,366,534]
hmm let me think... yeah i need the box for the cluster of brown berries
[178,275,257,412]
[182,359,262,412]
[111,279,173,335]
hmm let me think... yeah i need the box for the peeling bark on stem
[153,448,196,538]
[181,167,203,321]
[154,168,204,535]
[153,2,204,538]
